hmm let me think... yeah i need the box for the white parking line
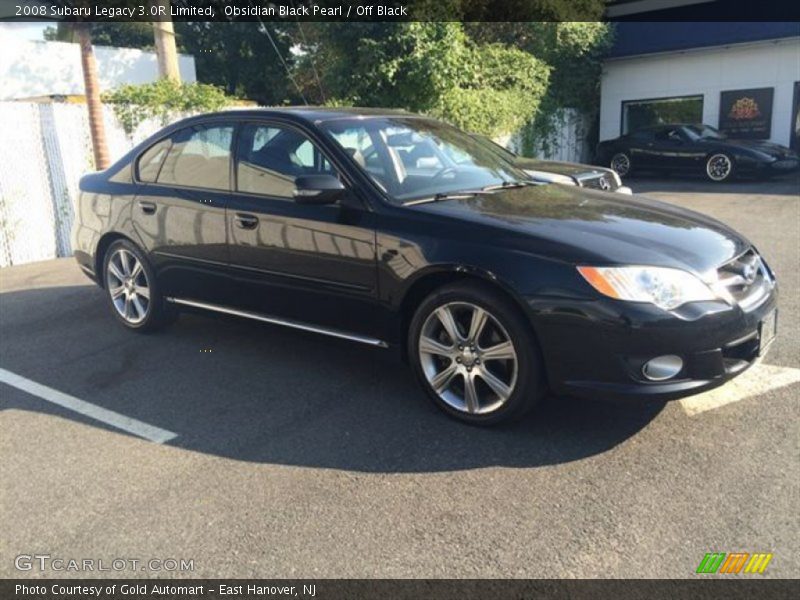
[0,367,177,443]
[680,363,800,416]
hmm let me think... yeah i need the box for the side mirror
[293,174,346,205]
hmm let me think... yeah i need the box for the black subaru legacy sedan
[72,108,778,425]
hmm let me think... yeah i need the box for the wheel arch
[94,232,140,288]
[397,266,545,368]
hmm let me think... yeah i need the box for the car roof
[181,106,420,126]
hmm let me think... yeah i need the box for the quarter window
[137,139,171,182]
[236,124,337,198]
[157,125,234,190]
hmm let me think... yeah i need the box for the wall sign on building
[718,87,774,139]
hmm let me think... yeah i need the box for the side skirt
[165,297,389,348]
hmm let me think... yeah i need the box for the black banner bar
[1,0,799,22]
[3,579,800,600]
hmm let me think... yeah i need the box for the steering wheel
[430,166,458,182]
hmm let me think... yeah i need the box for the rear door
[226,120,381,338]
[132,121,235,304]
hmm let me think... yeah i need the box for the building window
[621,95,704,135]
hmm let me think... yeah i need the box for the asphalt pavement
[1,175,798,578]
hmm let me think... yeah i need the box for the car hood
[412,184,749,273]
[512,157,608,177]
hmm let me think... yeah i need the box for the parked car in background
[471,134,633,194]
[597,124,800,182]
[73,108,777,425]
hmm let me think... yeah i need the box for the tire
[408,282,546,425]
[610,152,632,178]
[705,153,735,182]
[102,239,175,332]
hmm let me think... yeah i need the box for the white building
[0,39,197,101]
[600,23,800,148]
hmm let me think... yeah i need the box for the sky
[0,23,50,42]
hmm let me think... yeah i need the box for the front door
[647,126,699,171]
[226,121,381,338]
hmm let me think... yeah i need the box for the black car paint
[73,109,777,402]
[596,124,799,177]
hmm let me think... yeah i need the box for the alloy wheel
[106,248,150,324]
[610,153,631,177]
[418,302,518,415]
[707,154,732,181]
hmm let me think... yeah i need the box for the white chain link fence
[0,102,191,268]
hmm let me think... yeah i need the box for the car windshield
[682,125,726,141]
[321,117,529,204]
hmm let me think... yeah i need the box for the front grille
[715,249,774,311]
[579,173,617,192]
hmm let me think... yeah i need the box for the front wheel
[706,153,735,182]
[408,283,545,425]
[103,239,175,332]
[610,152,632,178]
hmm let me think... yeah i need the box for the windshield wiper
[481,180,534,192]
[402,189,495,206]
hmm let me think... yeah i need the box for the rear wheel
[610,152,632,178]
[408,282,545,425]
[103,239,175,332]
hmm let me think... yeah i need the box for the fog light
[642,355,683,381]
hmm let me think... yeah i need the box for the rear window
[157,125,234,191]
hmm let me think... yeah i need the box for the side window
[157,125,234,190]
[236,123,337,198]
[137,139,171,182]
[326,126,388,185]
[655,128,680,142]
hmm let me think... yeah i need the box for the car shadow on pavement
[0,285,666,473]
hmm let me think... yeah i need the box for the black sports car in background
[472,134,632,194]
[596,124,799,182]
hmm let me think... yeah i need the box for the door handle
[234,213,259,229]
[138,200,156,215]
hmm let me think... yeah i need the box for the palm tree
[76,24,110,170]
[152,1,181,81]
[44,23,110,170]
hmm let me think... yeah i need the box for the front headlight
[577,265,717,310]
[525,170,576,185]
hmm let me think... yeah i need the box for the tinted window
[654,127,682,142]
[629,130,654,142]
[157,125,234,190]
[326,125,389,188]
[137,139,171,182]
[236,124,337,198]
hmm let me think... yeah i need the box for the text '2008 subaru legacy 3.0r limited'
[72,108,778,425]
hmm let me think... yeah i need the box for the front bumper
[529,289,778,402]
[740,158,799,177]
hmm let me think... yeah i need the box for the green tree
[175,22,300,105]
[466,22,613,153]
[295,23,549,136]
